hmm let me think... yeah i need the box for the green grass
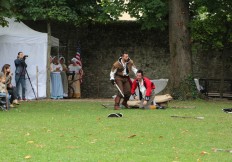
[0,99,231,162]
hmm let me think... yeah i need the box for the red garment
[131,77,155,99]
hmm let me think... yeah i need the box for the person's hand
[134,96,139,100]
[143,100,147,106]
[110,79,115,85]
[56,67,60,71]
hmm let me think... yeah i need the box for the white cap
[71,58,78,62]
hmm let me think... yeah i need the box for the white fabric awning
[0,18,59,99]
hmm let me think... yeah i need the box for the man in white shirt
[110,51,138,110]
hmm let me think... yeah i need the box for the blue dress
[50,72,63,99]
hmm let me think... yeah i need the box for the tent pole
[36,66,39,99]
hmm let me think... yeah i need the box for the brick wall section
[24,21,232,98]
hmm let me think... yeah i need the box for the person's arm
[131,65,138,75]
[144,78,152,101]
[131,80,140,100]
[128,60,138,75]
[59,64,63,71]
[131,80,137,95]
[63,65,68,72]
[15,58,27,67]
[110,65,117,85]
[79,69,84,77]
[50,64,54,72]
[14,59,21,66]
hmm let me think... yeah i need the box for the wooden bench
[199,78,232,98]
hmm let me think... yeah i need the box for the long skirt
[71,74,81,98]
[50,72,63,99]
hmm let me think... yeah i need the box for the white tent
[0,18,59,99]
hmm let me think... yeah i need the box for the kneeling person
[131,70,156,109]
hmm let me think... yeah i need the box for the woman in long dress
[50,56,64,99]
[68,58,83,98]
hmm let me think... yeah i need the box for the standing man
[14,52,27,101]
[131,70,158,109]
[110,51,138,110]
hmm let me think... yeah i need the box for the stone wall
[24,21,232,98]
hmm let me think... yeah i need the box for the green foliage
[98,0,125,21]
[98,0,168,30]
[172,75,199,100]
[12,0,112,26]
[126,0,168,30]
[0,0,12,26]
[0,100,231,161]
[190,0,232,50]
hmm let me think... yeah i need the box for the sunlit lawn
[0,99,231,161]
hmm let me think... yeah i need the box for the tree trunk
[219,50,225,98]
[167,0,193,99]
[46,22,51,98]
[219,20,231,98]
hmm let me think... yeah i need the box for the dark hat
[108,113,123,117]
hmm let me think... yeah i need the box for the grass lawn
[0,99,231,162]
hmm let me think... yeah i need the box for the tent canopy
[0,18,59,99]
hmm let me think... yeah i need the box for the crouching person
[131,70,156,109]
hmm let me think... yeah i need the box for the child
[0,72,12,110]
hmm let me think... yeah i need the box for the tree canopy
[11,0,112,25]
[191,0,232,50]
[0,0,12,26]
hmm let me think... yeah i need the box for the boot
[114,96,121,110]
[121,97,129,108]
[13,99,20,105]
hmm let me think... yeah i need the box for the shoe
[10,104,15,108]
[156,105,165,109]
[114,105,120,110]
[22,98,28,101]
[13,100,20,105]
[121,101,129,108]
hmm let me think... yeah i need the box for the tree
[167,0,193,99]
[125,0,168,30]
[12,0,111,98]
[102,0,194,99]
[191,0,232,98]
[0,0,13,26]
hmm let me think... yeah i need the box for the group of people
[0,51,84,110]
[110,51,159,110]
[1,50,156,110]
[0,52,28,110]
[50,56,83,99]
